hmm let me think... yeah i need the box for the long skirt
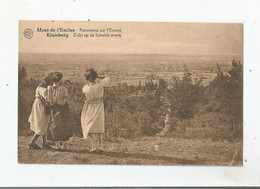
[28,99,50,136]
[81,101,105,139]
[49,103,72,141]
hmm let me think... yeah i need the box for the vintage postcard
[18,21,243,165]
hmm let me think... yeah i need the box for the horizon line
[19,52,242,56]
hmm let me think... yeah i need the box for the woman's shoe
[28,143,41,149]
[60,141,67,150]
[47,140,55,146]
[42,142,52,150]
[98,148,105,153]
[89,148,98,152]
[55,142,61,150]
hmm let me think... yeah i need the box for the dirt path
[18,136,242,166]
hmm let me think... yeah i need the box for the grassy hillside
[18,136,242,165]
[18,60,243,165]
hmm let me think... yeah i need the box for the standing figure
[47,72,72,150]
[28,75,53,149]
[81,68,110,152]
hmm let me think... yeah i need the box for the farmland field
[19,53,242,86]
[18,53,243,166]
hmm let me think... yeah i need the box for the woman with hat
[47,72,72,150]
[28,74,53,149]
[81,68,110,152]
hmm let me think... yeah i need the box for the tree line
[18,60,243,140]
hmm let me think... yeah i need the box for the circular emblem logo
[23,28,33,39]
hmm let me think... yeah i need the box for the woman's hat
[52,72,63,83]
[43,74,53,85]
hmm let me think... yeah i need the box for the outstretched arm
[98,76,110,85]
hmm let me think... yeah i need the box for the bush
[18,61,243,141]
[211,125,235,142]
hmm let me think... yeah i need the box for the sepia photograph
[18,21,243,166]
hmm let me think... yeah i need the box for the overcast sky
[19,21,243,55]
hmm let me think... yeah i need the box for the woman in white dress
[28,75,53,149]
[81,68,110,152]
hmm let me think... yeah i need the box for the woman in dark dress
[47,72,72,150]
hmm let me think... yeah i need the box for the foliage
[18,60,243,141]
[18,67,39,135]
[206,59,243,132]
[167,65,201,121]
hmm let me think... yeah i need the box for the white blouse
[35,86,48,100]
[82,77,110,101]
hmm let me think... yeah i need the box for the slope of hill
[18,136,242,165]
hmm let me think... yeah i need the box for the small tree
[208,59,243,133]
[167,65,201,128]
[157,78,168,96]
[19,66,27,81]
